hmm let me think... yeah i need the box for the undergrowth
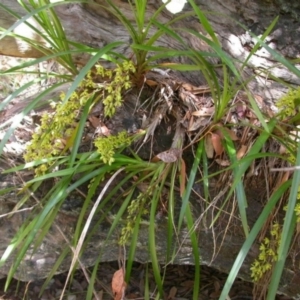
[0,1,300,300]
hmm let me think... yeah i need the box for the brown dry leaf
[211,133,223,156]
[246,110,257,119]
[204,134,214,158]
[235,102,248,118]
[181,82,198,92]
[154,148,181,163]
[167,286,177,300]
[254,93,275,117]
[224,128,239,141]
[192,106,215,117]
[215,127,238,141]
[112,268,126,300]
[146,79,158,87]
[213,279,220,291]
[137,182,150,193]
[215,158,230,166]
[88,115,100,128]
[180,280,194,287]
[237,145,248,159]
[95,122,111,137]
[188,116,210,131]
[179,158,186,197]
[99,124,111,137]
[181,83,210,94]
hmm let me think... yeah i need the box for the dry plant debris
[0,262,293,300]
[1,55,298,300]
[112,268,126,300]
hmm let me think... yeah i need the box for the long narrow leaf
[267,145,300,299]
[219,180,291,300]
[178,139,204,230]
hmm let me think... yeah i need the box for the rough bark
[1,0,300,298]
[1,80,300,299]
[0,143,300,299]
[1,0,300,99]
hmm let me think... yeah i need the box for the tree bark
[1,0,300,99]
[0,153,300,299]
[1,0,300,298]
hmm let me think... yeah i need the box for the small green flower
[250,222,281,282]
[24,59,136,175]
[276,87,300,119]
[94,131,132,165]
[119,189,149,246]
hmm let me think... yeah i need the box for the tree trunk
[1,0,300,298]
[1,0,300,99]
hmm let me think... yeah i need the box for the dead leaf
[88,115,100,128]
[181,82,198,92]
[137,182,150,193]
[181,83,210,94]
[215,158,230,166]
[112,268,126,300]
[146,79,158,87]
[211,133,223,156]
[167,286,177,299]
[213,280,220,291]
[95,122,111,137]
[215,128,238,141]
[188,116,210,131]
[179,158,186,197]
[237,145,248,159]
[235,102,248,118]
[99,124,111,137]
[192,106,215,116]
[204,134,214,158]
[153,148,181,163]
[180,280,194,287]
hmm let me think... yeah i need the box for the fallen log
[1,1,300,298]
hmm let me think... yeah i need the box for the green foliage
[119,190,149,246]
[94,131,133,165]
[276,87,300,119]
[250,222,281,282]
[2,0,300,299]
[275,88,300,224]
[24,61,135,174]
[23,90,85,175]
[98,61,136,117]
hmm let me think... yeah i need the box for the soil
[0,262,293,300]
